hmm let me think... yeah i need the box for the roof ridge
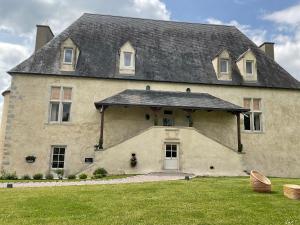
[82,13,236,28]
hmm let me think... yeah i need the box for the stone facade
[1,74,299,177]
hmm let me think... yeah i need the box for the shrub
[68,174,76,180]
[92,174,104,179]
[54,169,64,179]
[33,173,43,180]
[79,173,87,179]
[0,171,18,180]
[45,174,54,180]
[93,168,108,177]
[21,174,31,180]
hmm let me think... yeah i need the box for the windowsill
[63,62,73,65]
[242,130,264,134]
[46,121,73,126]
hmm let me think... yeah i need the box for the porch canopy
[94,89,249,152]
[94,89,249,113]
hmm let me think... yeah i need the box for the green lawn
[0,177,299,225]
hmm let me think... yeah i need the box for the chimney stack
[35,25,54,52]
[259,42,275,60]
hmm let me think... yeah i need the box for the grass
[0,177,299,225]
[0,174,135,183]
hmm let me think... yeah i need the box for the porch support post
[236,112,243,152]
[184,109,193,127]
[150,107,161,126]
[98,105,108,149]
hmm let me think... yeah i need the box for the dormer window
[63,48,73,64]
[246,60,253,75]
[60,38,80,72]
[212,49,232,81]
[119,41,135,75]
[236,49,257,82]
[220,58,229,73]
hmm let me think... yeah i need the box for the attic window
[63,48,73,64]
[220,59,229,73]
[119,41,135,75]
[124,52,132,67]
[246,60,253,74]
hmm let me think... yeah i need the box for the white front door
[164,143,178,170]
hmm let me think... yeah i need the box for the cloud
[262,3,300,81]
[205,18,267,45]
[0,42,30,117]
[263,4,300,26]
[0,0,170,36]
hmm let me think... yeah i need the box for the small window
[85,158,93,163]
[63,48,73,64]
[49,86,72,123]
[220,59,229,73]
[246,60,253,74]
[243,112,251,131]
[51,146,66,169]
[124,52,132,67]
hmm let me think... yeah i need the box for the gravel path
[0,174,190,188]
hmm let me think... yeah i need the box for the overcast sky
[0,0,300,116]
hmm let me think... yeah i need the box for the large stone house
[0,14,299,177]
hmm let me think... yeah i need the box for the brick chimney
[259,42,274,60]
[35,25,54,52]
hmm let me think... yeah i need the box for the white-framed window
[246,60,254,75]
[165,144,177,159]
[63,48,73,64]
[49,86,72,123]
[51,146,66,169]
[220,58,229,73]
[119,41,135,74]
[243,98,262,132]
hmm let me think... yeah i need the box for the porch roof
[94,89,249,113]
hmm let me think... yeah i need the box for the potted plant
[25,155,36,163]
[54,169,64,180]
[130,153,137,167]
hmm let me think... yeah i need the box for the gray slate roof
[94,89,249,112]
[10,13,300,89]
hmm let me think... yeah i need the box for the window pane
[64,48,73,63]
[220,59,228,73]
[53,147,60,154]
[166,145,171,151]
[243,99,251,109]
[166,150,171,158]
[53,155,58,161]
[244,113,251,130]
[58,162,64,168]
[62,103,71,122]
[246,61,253,74]
[59,148,65,154]
[50,102,59,121]
[171,145,177,151]
[52,162,58,168]
[59,155,65,161]
[124,52,132,66]
[253,99,260,111]
[63,88,72,100]
[51,87,61,100]
[254,113,261,131]
[171,151,177,158]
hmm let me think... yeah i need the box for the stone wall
[0,74,299,177]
